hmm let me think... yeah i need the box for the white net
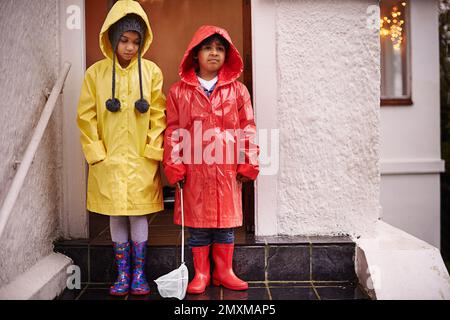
[154,184,189,300]
[154,263,189,300]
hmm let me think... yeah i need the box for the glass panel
[380,0,411,100]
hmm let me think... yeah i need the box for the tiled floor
[58,281,369,300]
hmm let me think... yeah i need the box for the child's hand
[177,179,185,189]
[237,174,250,183]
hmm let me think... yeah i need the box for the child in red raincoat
[163,25,259,294]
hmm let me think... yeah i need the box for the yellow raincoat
[77,0,166,216]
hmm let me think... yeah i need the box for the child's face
[116,31,140,64]
[196,40,226,76]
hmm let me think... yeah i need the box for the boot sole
[109,291,129,296]
[130,290,150,295]
[187,286,208,294]
[212,278,248,291]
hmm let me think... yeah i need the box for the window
[380,0,412,106]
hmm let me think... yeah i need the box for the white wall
[0,0,62,286]
[253,0,381,237]
[381,174,440,246]
[380,0,443,247]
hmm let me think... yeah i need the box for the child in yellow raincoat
[76,0,166,296]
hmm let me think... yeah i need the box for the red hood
[179,25,243,86]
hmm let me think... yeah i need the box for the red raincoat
[163,25,259,228]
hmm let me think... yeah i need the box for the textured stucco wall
[0,0,61,286]
[275,0,381,236]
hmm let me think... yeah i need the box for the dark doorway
[85,0,255,241]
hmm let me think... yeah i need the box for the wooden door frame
[60,0,89,239]
[242,0,255,233]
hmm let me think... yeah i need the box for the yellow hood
[99,0,153,61]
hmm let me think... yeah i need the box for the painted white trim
[355,221,450,300]
[60,0,88,239]
[0,253,73,300]
[380,159,445,175]
[252,0,278,236]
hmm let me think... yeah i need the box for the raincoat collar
[99,0,153,69]
[179,25,244,87]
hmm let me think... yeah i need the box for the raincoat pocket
[87,158,114,203]
[181,168,205,224]
[130,157,161,204]
[227,169,242,214]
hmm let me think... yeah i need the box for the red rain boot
[212,243,248,291]
[187,245,211,294]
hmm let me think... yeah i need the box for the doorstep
[54,232,369,300]
[57,280,368,300]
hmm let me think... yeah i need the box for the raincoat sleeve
[76,69,106,165]
[236,84,260,180]
[163,87,187,185]
[144,65,167,161]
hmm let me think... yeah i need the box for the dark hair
[192,33,230,58]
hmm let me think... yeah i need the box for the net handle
[179,183,185,264]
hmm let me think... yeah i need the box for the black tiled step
[222,286,270,300]
[59,212,368,300]
[270,286,318,300]
[311,245,356,281]
[315,285,369,300]
[267,246,310,281]
[54,237,358,286]
[57,281,368,300]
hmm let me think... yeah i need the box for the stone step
[58,281,369,300]
[54,236,358,285]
